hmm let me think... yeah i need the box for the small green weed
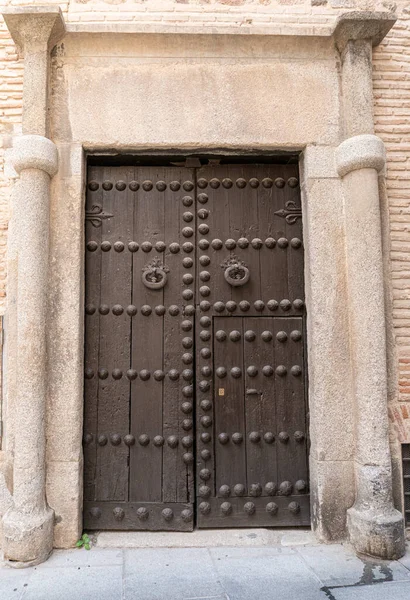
[76,533,91,550]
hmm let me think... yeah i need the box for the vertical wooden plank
[279,167,307,496]
[283,165,304,308]
[273,316,308,494]
[243,317,278,496]
[258,165,289,308]
[195,168,224,508]
[130,167,166,503]
[256,166,283,304]
[161,168,181,503]
[96,166,133,502]
[162,168,195,504]
[213,316,247,496]
[83,166,103,502]
[227,166,262,310]
[177,171,196,504]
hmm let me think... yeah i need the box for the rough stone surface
[95,528,316,549]
[334,11,396,52]
[336,134,386,176]
[0,463,12,541]
[341,38,375,137]
[341,165,405,558]
[337,21,405,556]
[2,507,54,567]
[0,8,61,567]
[347,504,405,560]
[2,8,65,136]
[309,458,356,542]
[50,33,340,148]
[299,149,356,542]
[46,143,84,549]
[12,134,58,176]
[46,460,82,549]
[1,162,56,566]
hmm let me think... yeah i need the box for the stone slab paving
[297,543,410,586]
[95,528,316,548]
[330,582,410,599]
[0,542,409,600]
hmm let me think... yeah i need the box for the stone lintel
[334,11,396,53]
[60,11,393,44]
[2,6,66,53]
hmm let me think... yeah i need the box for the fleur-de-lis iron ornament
[274,200,302,224]
[85,204,114,228]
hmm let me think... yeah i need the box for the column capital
[334,11,396,54]
[12,135,58,178]
[336,134,386,178]
[2,6,65,136]
[2,6,66,53]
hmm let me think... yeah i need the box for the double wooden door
[83,163,309,531]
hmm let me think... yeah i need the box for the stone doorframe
[0,5,406,567]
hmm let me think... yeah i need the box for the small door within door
[83,163,309,531]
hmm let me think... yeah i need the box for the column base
[347,504,405,560]
[2,506,54,567]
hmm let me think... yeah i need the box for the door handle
[246,389,259,395]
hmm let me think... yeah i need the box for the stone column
[300,146,355,543]
[1,7,65,567]
[334,13,405,559]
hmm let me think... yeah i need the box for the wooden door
[83,167,196,530]
[194,165,309,527]
[83,163,309,531]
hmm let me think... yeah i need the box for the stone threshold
[92,528,317,549]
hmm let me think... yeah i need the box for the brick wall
[373,7,410,441]
[0,0,410,443]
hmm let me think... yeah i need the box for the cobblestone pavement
[1,541,410,599]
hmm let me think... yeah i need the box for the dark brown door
[194,165,308,527]
[83,167,196,531]
[83,163,309,531]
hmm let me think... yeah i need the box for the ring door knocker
[221,256,250,287]
[142,257,169,290]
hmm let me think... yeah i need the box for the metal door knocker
[221,256,250,287]
[142,257,169,290]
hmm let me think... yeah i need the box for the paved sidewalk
[1,540,410,600]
